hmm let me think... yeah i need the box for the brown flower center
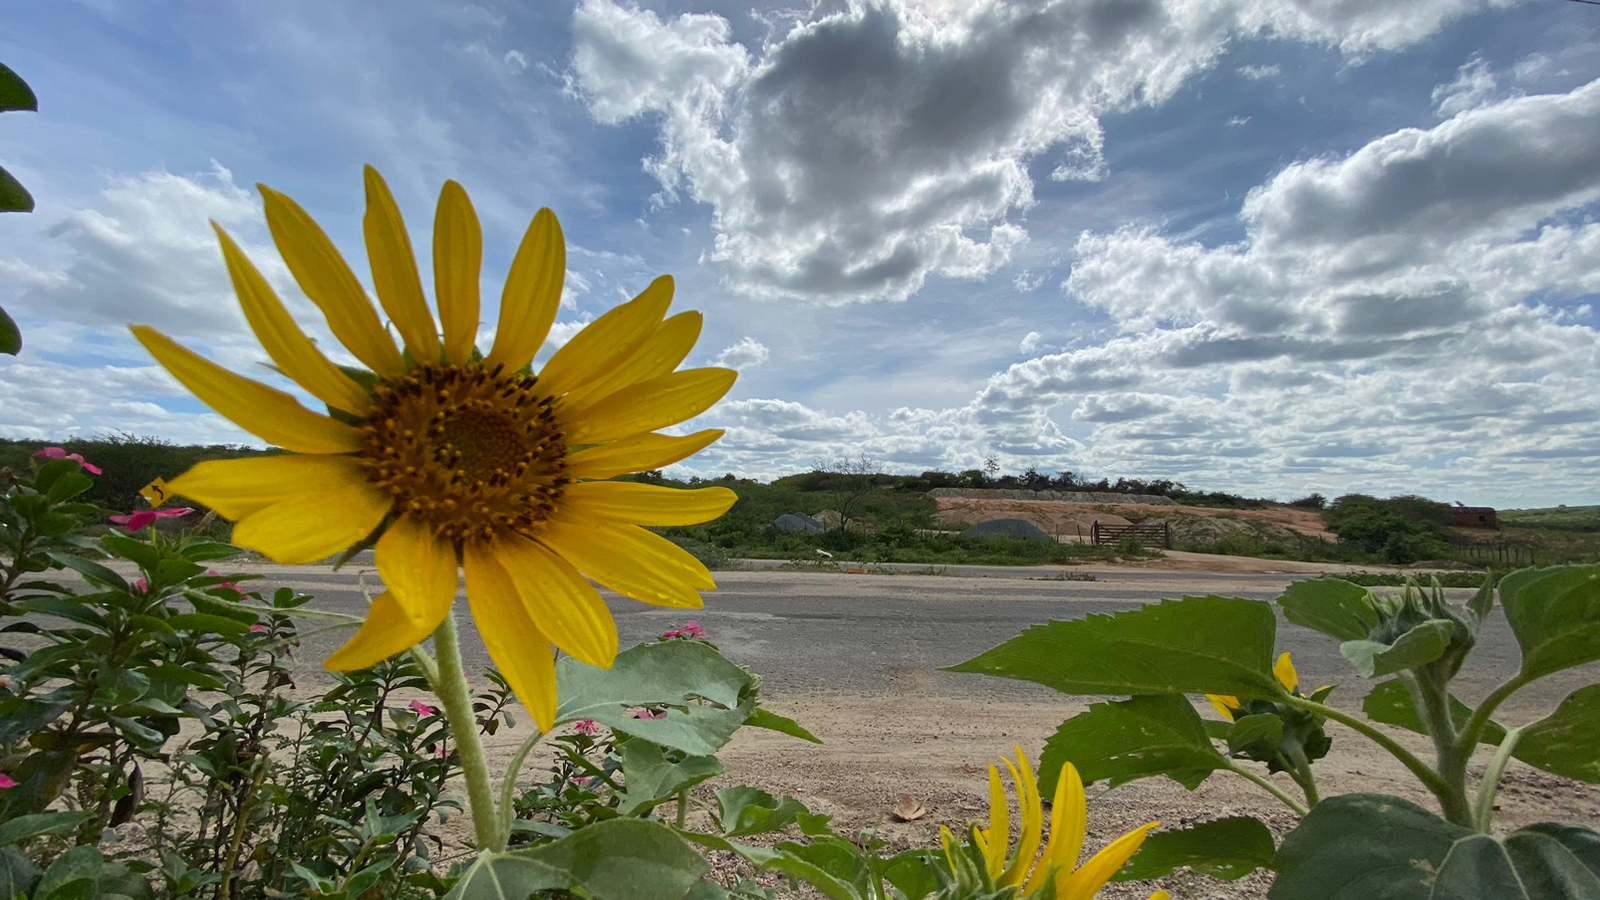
[359,363,569,544]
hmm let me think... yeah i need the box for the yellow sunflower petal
[259,185,405,378]
[940,826,961,872]
[984,765,1010,880]
[231,478,390,564]
[162,455,369,520]
[325,590,446,670]
[561,310,701,410]
[541,520,710,607]
[1274,652,1299,693]
[463,545,558,730]
[492,534,618,668]
[131,326,361,454]
[565,430,724,481]
[213,224,372,415]
[565,367,737,444]
[1039,762,1088,887]
[539,276,674,399]
[433,180,481,365]
[376,515,458,624]
[562,482,736,527]
[1057,823,1158,900]
[363,166,441,362]
[1001,749,1044,887]
[486,207,564,373]
[1206,694,1241,720]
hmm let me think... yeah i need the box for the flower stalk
[429,611,505,852]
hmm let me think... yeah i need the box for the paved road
[240,565,1589,719]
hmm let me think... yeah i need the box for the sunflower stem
[1221,759,1309,816]
[498,726,544,848]
[430,611,504,852]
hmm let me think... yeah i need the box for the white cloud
[0,355,257,446]
[1238,63,1281,80]
[571,0,1507,305]
[712,336,770,370]
[1019,331,1043,354]
[673,80,1600,505]
[1432,57,1505,117]
[503,49,530,73]
[3,162,260,339]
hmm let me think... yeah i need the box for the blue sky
[2,0,1599,506]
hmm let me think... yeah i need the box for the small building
[1453,506,1498,529]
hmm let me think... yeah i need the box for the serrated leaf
[714,786,810,837]
[0,64,37,112]
[1361,679,1506,745]
[946,595,1284,700]
[1498,566,1600,680]
[1269,794,1600,900]
[1039,694,1227,794]
[1339,619,1454,678]
[1278,579,1384,642]
[617,740,723,816]
[555,640,754,756]
[1113,816,1275,882]
[447,819,707,900]
[743,708,821,743]
[1516,684,1600,784]
[679,833,857,900]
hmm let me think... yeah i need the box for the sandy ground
[935,498,1335,541]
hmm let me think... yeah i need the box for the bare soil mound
[936,497,1333,542]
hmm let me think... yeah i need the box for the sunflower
[132,166,737,730]
[943,747,1166,900]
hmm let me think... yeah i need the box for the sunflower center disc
[358,363,569,544]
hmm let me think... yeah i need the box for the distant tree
[1288,493,1328,510]
[811,454,878,531]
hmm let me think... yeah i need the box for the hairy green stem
[1222,759,1309,817]
[1474,725,1524,833]
[1284,696,1453,809]
[1282,742,1321,807]
[430,613,504,852]
[676,788,690,828]
[1406,672,1474,826]
[498,726,545,848]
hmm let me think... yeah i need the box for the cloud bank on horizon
[1,0,1598,507]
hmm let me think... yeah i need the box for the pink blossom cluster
[33,447,101,475]
[660,620,706,641]
[573,719,602,736]
[110,507,193,532]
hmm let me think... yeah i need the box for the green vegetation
[652,472,1134,567]
[1501,505,1600,532]
[0,436,272,514]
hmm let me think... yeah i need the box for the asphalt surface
[237,564,1593,720]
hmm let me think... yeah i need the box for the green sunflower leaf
[1516,684,1600,784]
[945,595,1284,700]
[0,165,33,213]
[0,305,18,355]
[0,64,37,112]
[555,640,753,756]
[1040,694,1228,794]
[1497,566,1600,680]
[1113,816,1275,882]
[447,819,707,900]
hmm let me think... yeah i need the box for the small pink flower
[207,571,239,592]
[0,773,16,789]
[34,447,102,475]
[133,578,148,594]
[632,709,667,719]
[249,624,267,634]
[661,620,707,641]
[434,746,448,758]
[573,719,601,736]
[409,700,438,717]
[573,775,594,785]
[110,507,194,532]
